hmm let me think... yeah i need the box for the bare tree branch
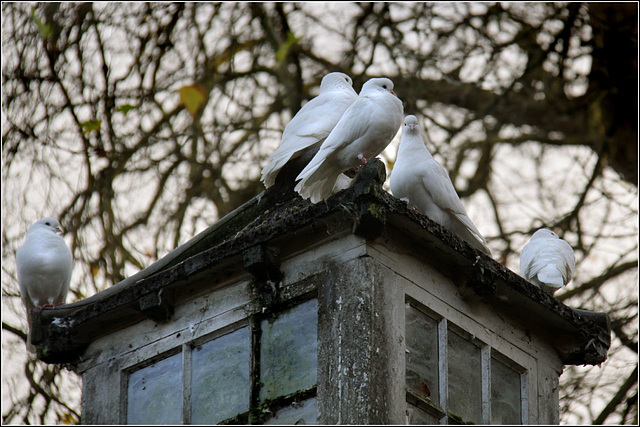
[2,3,636,424]
[594,366,639,425]
[556,260,638,301]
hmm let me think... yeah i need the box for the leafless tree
[2,2,637,424]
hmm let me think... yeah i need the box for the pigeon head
[532,228,559,240]
[403,115,419,131]
[30,217,64,235]
[320,72,354,92]
[361,77,397,96]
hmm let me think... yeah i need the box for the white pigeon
[520,228,575,294]
[16,217,73,350]
[295,77,404,203]
[390,115,492,254]
[261,72,358,188]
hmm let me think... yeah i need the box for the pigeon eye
[45,222,51,226]
[382,84,388,89]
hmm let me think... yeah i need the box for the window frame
[119,291,319,425]
[405,296,530,425]
[121,346,184,425]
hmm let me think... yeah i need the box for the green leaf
[115,104,136,116]
[80,119,102,135]
[31,10,52,39]
[179,84,208,116]
[275,32,301,65]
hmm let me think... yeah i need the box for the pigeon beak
[391,90,397,97]
[409,124,416,130]
[54,226,63,235]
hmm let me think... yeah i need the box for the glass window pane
[405,305,439,403]
[447,330,482,423]
[260,299,318,402]
[263,397,317,425]
[127,352,182,425]
[491,357,522,424]
[191,327,251,424]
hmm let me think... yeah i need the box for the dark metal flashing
[33,158,610,367]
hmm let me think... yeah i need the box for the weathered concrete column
[317,255,405,424]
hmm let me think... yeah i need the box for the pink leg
[355,155,368,171]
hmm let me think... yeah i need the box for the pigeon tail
[22,305,36,354]
[295,160,341,204]
[332,173,353,194]
[537,265,565,288]
[468,235,492,255]
[295,173,340,204]
[261,152,293,188]
[452,212,492,255]
[261,137,324,188]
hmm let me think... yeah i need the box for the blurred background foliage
[2,2,637,424]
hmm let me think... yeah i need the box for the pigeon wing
[296,96,372,184]
[420,161,491,253]
[520,239,566,286]
[262,90,356,187]
[556,238,576,284]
